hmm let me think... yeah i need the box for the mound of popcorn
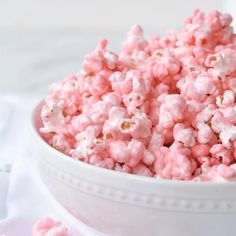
[41,10,236,181]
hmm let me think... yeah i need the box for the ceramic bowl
[31,101,236,236]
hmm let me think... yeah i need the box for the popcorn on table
[32,218,68,236]
[40,9,236,182]
[0,218,68,236]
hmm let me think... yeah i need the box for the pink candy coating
[32,218,68,236]
[41,10,236,182]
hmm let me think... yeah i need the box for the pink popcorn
[126,70,151,94]
[87,72,111,96]
[143,149,156,166]
[145,51,180,79]
[179,72,218,101]
[216,90,235,107]
[103,51,120,70]
[123,92,145,113]
[154,145,195,180]
[119,112,152,140]
[194,104,216,126]
[115,163,132,173]
[148,129,165,154]
[48,75,80,102]
[121,24,147,55]
[163,54,180,75]
[210,144,233,165]
[97,158,115,169]
[109,139,145,168]
[193,73,218,96]
[205,49,236,76]
[147,58,168,79]
[169,141,192,157]
[192,46,210,65]
[173,123,196,147]
[227,77,236,94]
[191,144,210,158]
[32,218,68,236]
[194,164,236,182]
[180,56,204,74]
[70,113,92,133]
[89,154,103,165]
[216,164,236,180]
[40,101,66,134]
[103,106,128,140]
[102,92,122,106]
[86,100,112,123]
[89,155,115,170]
[132,163,153,177]
[153,83,170,97]
[82,39,120,74]
[197,123,214,144]
[71,125,105,160]
[109,71,132,94]
[109,140,130,163]
[52,134,74,155]
[211,111,236,147]
[82,54,104,76]
[126,139,145,167]
[40,10,236,182]
[182,10,233,49]
[158,94,186,128]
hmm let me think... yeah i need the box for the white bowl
[31,101,236,236]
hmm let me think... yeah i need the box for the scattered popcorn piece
[32,218,68,236]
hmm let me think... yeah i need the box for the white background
[0,0,226,31]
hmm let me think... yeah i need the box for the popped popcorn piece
[132,163,153,177]
[211,111,236,147]
[216,90,235,107]
[119,112,152,139]
[103,106,128,140]
[173,123,196,147]
[109,140,130,163]
[194,164,236,182]
[205,49,236,76]
[32,218,68,236]
[210,144,233,165]
[71,125,104,160]
[154,145,195,180]
[191,144,210,158]
[121,24,147,55]
[109,139,145,168]
[40,102,66,134]
[52,134,75,155]
[109,71,132,94]
[158,94,186,128]
[40,9,236,182]
[143,149,156,166]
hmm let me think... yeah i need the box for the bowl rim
[31,100,236,187]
